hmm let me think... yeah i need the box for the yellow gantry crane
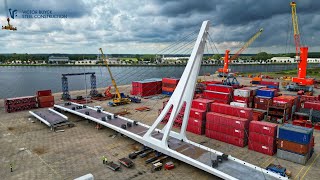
[99,48,131,106]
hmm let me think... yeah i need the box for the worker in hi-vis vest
[102,156,107,164]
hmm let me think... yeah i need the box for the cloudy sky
[0,0,319,54]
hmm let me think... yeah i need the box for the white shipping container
[230,102,247,108]
[234,89,250,97]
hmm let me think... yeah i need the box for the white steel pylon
[143,20,210,147]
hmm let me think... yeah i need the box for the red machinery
[217,28,263,77]
[217,50,230,77]
[292,47,314,86]
[287,2,314,91]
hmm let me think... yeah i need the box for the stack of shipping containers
[203,84,233,104]
[248,121,278,155]
[232,88,253,108]
[277,124,314,165]
[205,103,252,147]
[271,95,297,123]
[162,78,179,96]
[254,88,277,110]
[186,98,214,135]
[131,78,162,97]
[37,90,55,108]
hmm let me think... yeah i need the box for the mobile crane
[99,48,131,106]
[286,2,314,92]
[2,0,17,31]
[218,28,263,77]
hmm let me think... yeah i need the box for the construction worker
[102,156,106,164]
[10,163,13,172]
[95,123,102,130]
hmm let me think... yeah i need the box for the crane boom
[289,2,313,87]
[218,28,263,77]
[290,1,301,58]
[229,28,264,61]
[99,48,121,99]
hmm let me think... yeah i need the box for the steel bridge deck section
[54,102,285,180]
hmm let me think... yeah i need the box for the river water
[0,64,319,98]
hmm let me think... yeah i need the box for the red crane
[290,2,313,86]
[217,28,263,77]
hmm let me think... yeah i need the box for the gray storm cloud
[0,0,319,54]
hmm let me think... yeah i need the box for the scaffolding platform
[29,108,74,131]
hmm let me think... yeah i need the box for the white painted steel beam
[54,102,286,180]
[29,111,51,127]
[49,108,68,120]
[53,21,287,180]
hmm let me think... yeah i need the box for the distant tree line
[1,52,320,63]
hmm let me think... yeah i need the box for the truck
[266,163,290,177]
[152,162,163,172]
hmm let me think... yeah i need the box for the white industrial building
[75,59,98,65]
[270,57,320,63]
[48,56,69,64]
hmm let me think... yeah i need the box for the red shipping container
[205,130,247,147]
[304,102,320,111]
[292,120,306,127]
[192,98,214,111]
[39,101,54,108]
[162,87,175,92]
[273,95,296,105]
[208,123,247,139]
[211,99,229,104]
[249,132,276,146]
[162,78,179,84]
[202,81,222,85]
[234,96,252,103]
[301,95,319,102]
[38,96,55,103]
[37,90,52,97]
[136,81,162,96]
[203,90,231,101]
[210,103,253,120]
[206,112,249,129]
[252,111,265,121]
[206,84,233,93]
[188,117,205,127]
[186,125,205,135]
[249,121,278,137]
[189,108,206,120]
[254,96,273,105]
[260,81,280,87]
[248,141,276,156]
